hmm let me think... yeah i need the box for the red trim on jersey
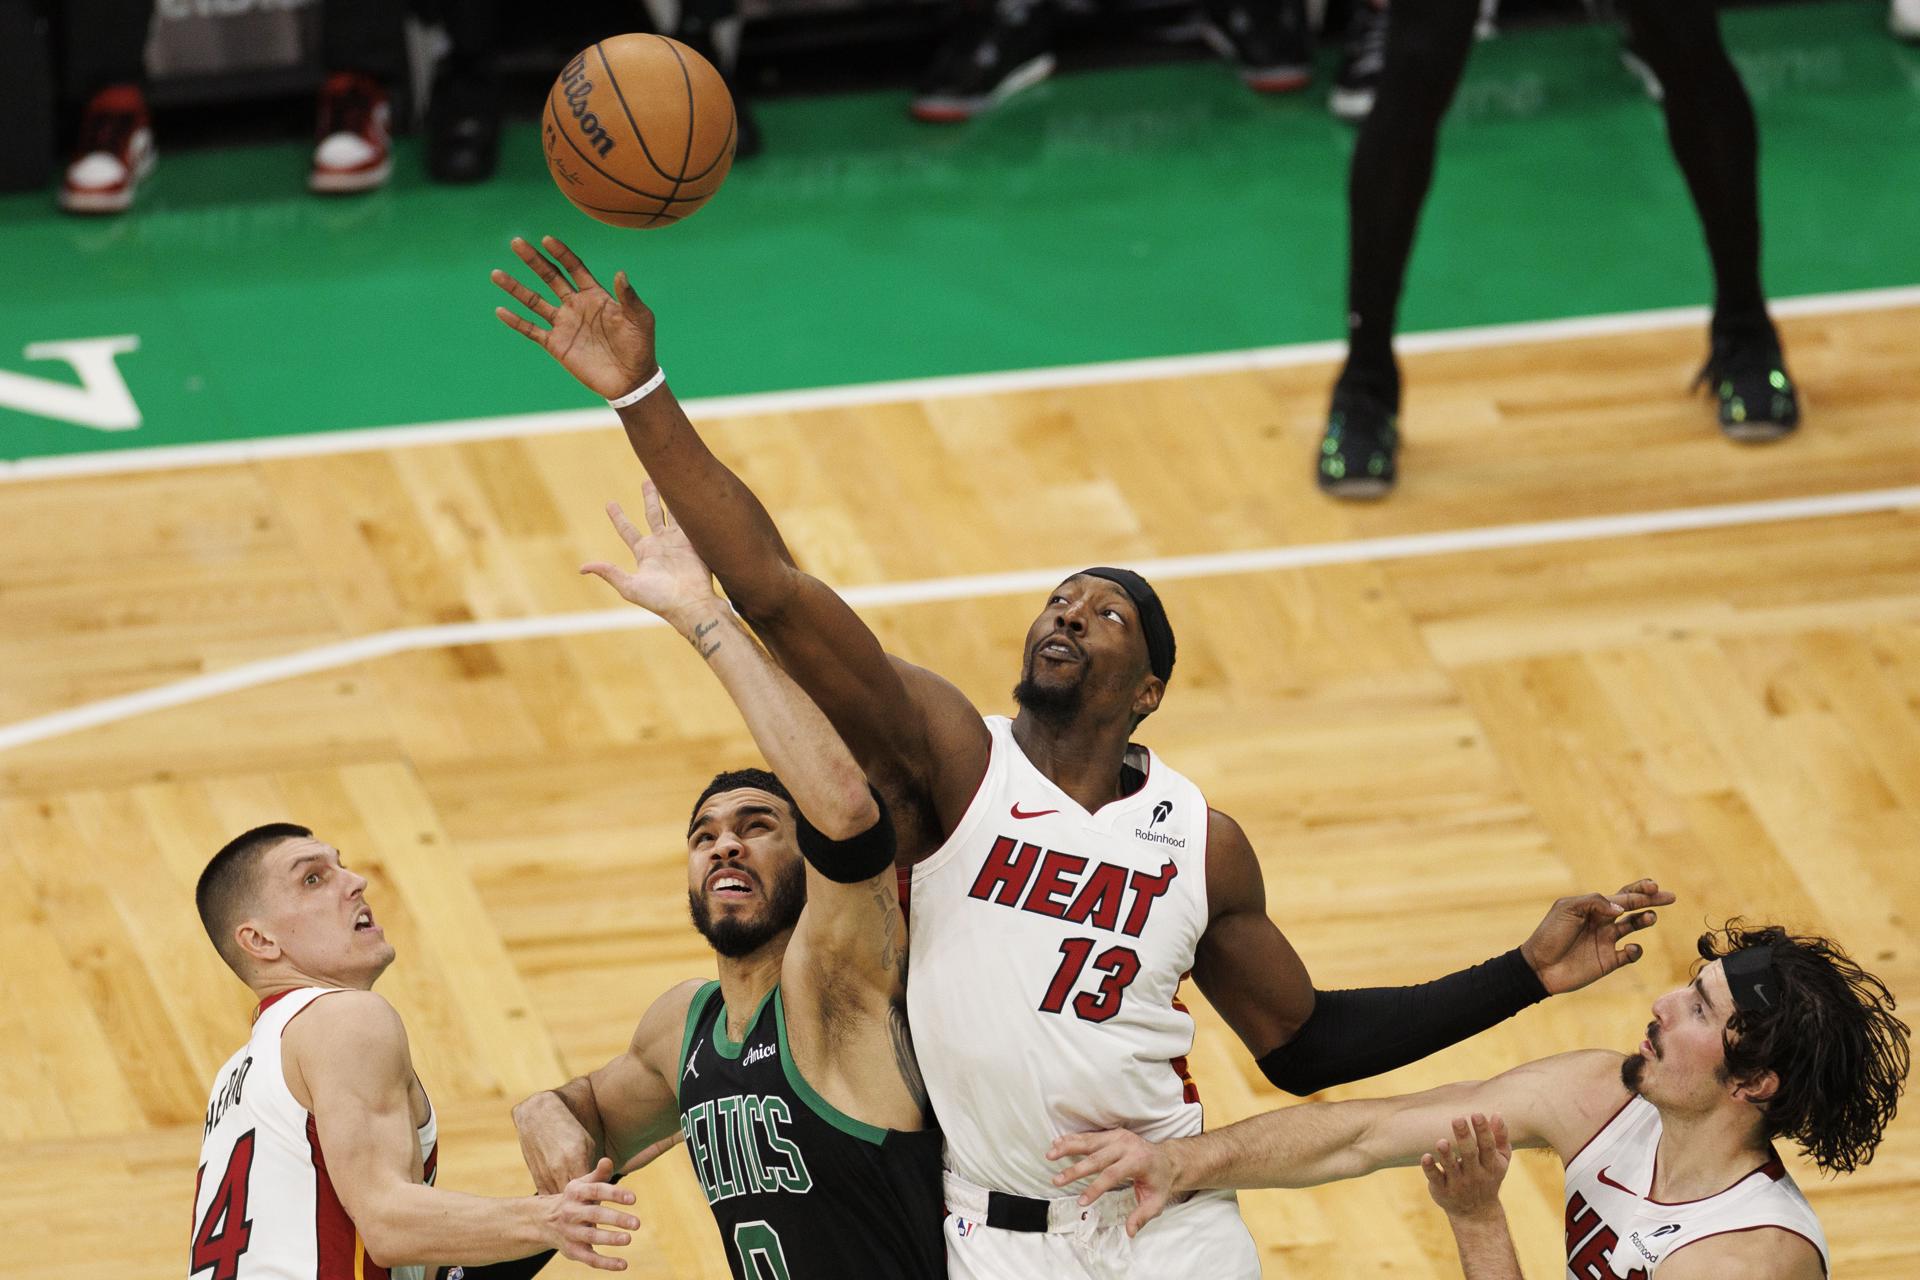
[1645,1147,1791,1206]
[896,864,914,923]
[1660,1224,1827,1277]
[307,1114,382,1280]
[1566,1093,1639,1167]
[1168,990,1202,1107]
[253,989,300,1023]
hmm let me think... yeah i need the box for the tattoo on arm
[871,877,905,978]
[692,617,723,659]
[888,1002,930,1116]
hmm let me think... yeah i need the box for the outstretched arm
[1421,1114,1526,1280]
[579,489,902,999]
[1194,810,1673,1093]
[512,980,698,1196]
[1046,1050,1626,1237]
[285,991,645,1272]
[493,238,987,831]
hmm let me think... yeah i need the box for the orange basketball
[543,35,737,229]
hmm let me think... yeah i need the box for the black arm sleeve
[1256,948,1548,1096]
[792,787,896,883]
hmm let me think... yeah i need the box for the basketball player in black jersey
[494,238,1673,1275]
[510,484,944,1280]
[1318,0,1796,497]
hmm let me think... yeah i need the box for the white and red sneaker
[310,71,392,193]
[60,85,156,214]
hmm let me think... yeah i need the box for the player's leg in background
[1618,0,1798,441]
[56,0,157,213]
[1317,0,1481,498]
[425,0,504,182]
[311,0,409,192]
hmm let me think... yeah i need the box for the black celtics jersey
[675,981,945,1280]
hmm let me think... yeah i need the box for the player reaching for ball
[1049,923,1908,1280]
[510,486,946,1280]
[492,235,1675,1279]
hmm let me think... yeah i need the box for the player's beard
[1013,652,1087,725]
[688,859,807,959]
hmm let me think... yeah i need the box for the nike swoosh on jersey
[1010,803,1060,819]
[1596,1166,1637,1194]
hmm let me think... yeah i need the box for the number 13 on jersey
[1039,937,1142,1023]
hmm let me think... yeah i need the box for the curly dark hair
[1698,922,1910,1174]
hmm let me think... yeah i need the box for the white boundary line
[3,484,1915,755]
[5,283,1919,483]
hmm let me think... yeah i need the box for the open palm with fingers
[492,235,658,400]
[1521,878,1677,995]
[1421,1114,1512,1218]
[580,481,719,627]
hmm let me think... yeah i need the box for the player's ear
[235,920,281,965]
[1732,1069,1780,1106]
[1132,674,1165,722]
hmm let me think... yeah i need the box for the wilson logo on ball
[557,53,616,158]
[543,35,738,230]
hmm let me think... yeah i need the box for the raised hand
[1520,878,1676,995]
[1421,1114,1512,1218]
[579,481,720,629]
[493,235,658,401]
[1046,1129,1177,1238]
[541,1157,642,1271]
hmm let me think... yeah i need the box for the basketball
[543,35,737,229]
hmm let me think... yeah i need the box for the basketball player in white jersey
[1051,922,1909,1278]
[191,825,660,1278]
[491,235,1675,1279]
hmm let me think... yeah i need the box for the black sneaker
[1697,330,1799,443]
[1197,0,1312,93]
[1329,1,1388,122]
[911,6,1056,122]
[1317,388,1399,497]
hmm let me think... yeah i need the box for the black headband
[1724,945,1780,1013]
[1076,567,1176,682]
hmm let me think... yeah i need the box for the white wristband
[607,366,666,409]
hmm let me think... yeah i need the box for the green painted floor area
[2,1,1917,463]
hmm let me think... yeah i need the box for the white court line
[3,484,1915,755]
[5,283,1919,483]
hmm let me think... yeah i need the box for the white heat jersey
[1562,1096,1828,1278]
[908,716,1213,1198]
[192,988,439,1280]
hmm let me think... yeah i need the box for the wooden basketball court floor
[1,302,1916,1278]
